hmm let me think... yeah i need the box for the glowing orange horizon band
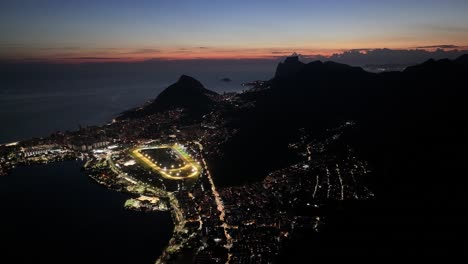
[2,46,466,64]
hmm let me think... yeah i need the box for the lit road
[336,164,344,200]
[194,142,233,263]
[326,167,331,199]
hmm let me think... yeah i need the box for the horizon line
[2,46,468,64]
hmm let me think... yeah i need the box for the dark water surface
[0,61,274,143]
[0,161,173,264]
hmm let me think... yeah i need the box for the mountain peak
[119,75,217,119]
[163,74,217,96]
[274,54,306,79]
[284,53,300,63]
[178,74,198,82]
[404,57,460,73]
[155,75,217,109]
[175,74,205,89]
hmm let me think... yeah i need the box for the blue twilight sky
[1,0,468,62]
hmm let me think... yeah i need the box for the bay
[0,161,173,264]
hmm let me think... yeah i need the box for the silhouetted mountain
[403,58,462,73]
[120,75,217,119]
[274,54,305,79]
[150,74,217,110]
[216,55,468,183]
[209,54,468,257]
[455,54,468,65]
[276,60,371,88]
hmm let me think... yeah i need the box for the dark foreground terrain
[2,54,467,261]
[207,55,468,257]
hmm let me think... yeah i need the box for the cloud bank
[304,48,468,66]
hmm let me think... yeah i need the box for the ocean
[0,161,173,264]
[0,60,276,144]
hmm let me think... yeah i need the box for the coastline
[0,141,179,264]
[0,159,174,264]
[84,152,184,264]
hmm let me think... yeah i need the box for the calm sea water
[0,161,173,264]
[0,61,275,144]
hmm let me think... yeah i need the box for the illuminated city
[1,1,467,263]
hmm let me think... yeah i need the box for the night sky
[1,0,468,62]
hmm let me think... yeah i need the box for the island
[220,77,232,82]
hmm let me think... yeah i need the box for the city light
[130,144,202,180]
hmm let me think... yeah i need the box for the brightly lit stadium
[131,144,201,180]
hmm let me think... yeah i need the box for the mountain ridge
[208,53,468,258]
[119,74,218,119]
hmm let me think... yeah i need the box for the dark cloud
[20,57,52,61]
[414,45,460,49]
[271,51,290,54]
[348,48,373,52]
[199,47,209,49]
[0,43,27,48]
[174,48,191,53]
[67,57,128,60]
[37,46,81,50]
[320,48,468,66]
[130,48,160,54]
